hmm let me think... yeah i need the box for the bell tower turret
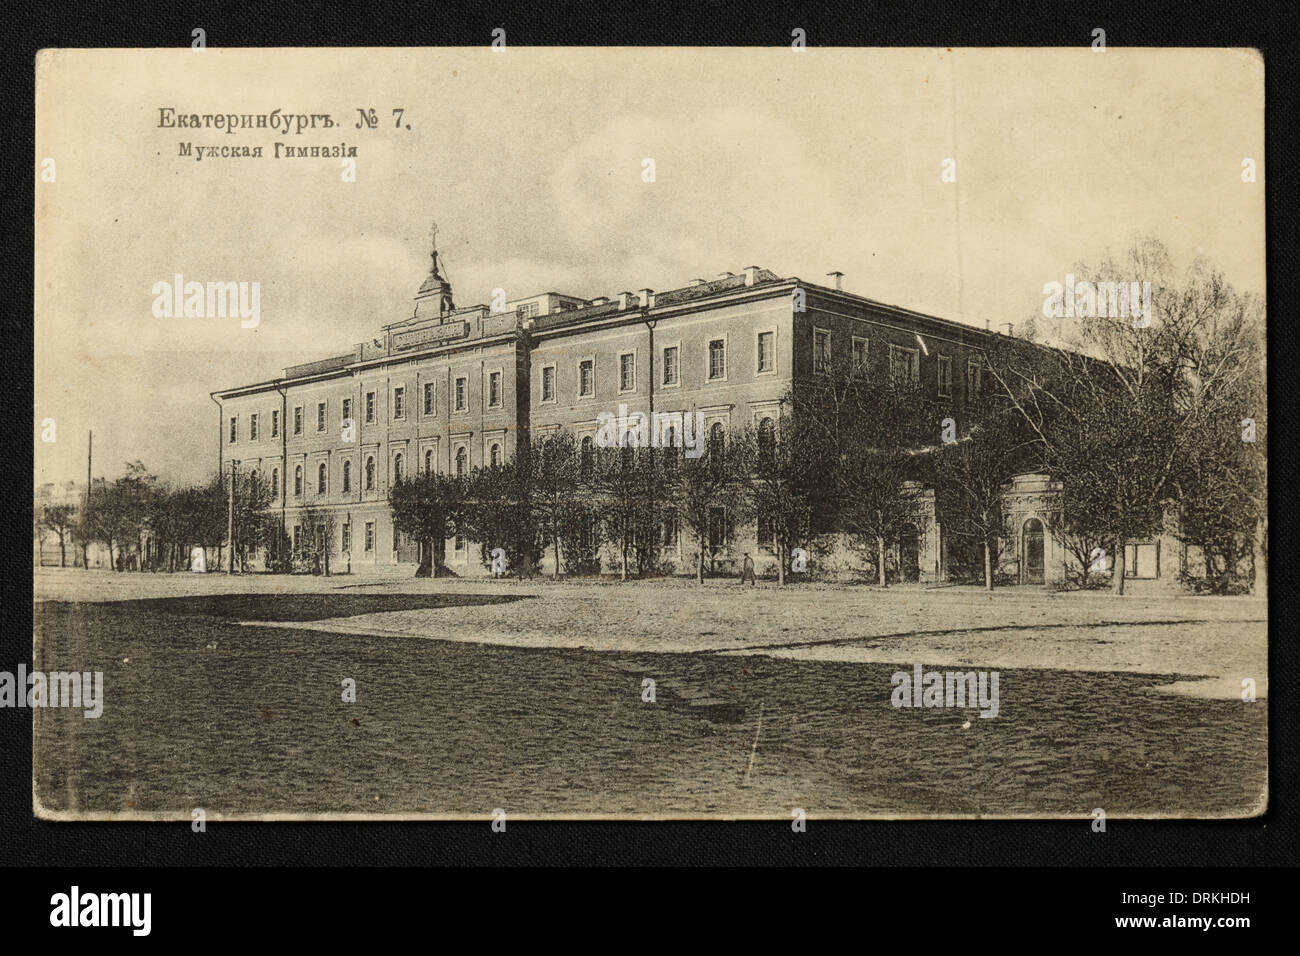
[414,220,455,317]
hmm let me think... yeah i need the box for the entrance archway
[899,524,920,582]
[1023,518,1045,584]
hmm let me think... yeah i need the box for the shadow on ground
[37,591,531,623]
[31,590,1267,818]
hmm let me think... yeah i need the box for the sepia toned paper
[32,47,1266,820]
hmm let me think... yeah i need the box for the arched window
[455,446,467,476]
[318,462,327,494]
[424,449,433,474]
[294,465,303,497]
[490,443,502,468]
[365,457,375,491]
[758,417,776,463]
[271,467,279,497]
[394,453,403,483]
[342,460,351,493]
[580,436,594,476]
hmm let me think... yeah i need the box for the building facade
[212,244,1178,585]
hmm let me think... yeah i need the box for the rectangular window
[364,522,375,553]
[365,392,375,423]
[293,406,303,435]
[393,526,400,552]
[708,339,726,380]
[342,397,352,424]
[890,345,920,387]
[966,359,982,400]
[393,386,405,420]
[249,413,258,441]
[758,331,775,373]
[852,336,869,376]
[663,511,678,547]
[271,409,279,437]
[341,524,351,553]
[757,509,776,553]
[423,382,435,415]
[317,401,326,432]
[938,355,953,397]
[708,506,729,550]
[229,417,237,443]
[489,371,502,407]
[517,301,539,318]
[619,353,635,392]
[455,376,467,411]
[662,346,679,386]
[814,329,831,375]
[455,535,466,553]
[579,359,594,397]
[541,366,556,402]
[292,525,301,553]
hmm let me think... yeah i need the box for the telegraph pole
[227,459,236,575]
[83,430,92,569]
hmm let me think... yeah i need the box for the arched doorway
[899,524,920,582]
[1023,518,1045,584]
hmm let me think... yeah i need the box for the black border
[4,0,1295,867]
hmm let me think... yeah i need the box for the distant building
[33,479,110,568]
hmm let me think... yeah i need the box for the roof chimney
[716,271,734,280]
[637,288,655,308]
[617,291,633,310]
[984,318,991,331]
[689,278,705,287]
[1002,322,1014,336]
[743,266,758,286]
[591,296,608,305]
[826,271,844,291]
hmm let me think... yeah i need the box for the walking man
[740,552,756,586]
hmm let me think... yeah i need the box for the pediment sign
[392,320,469,351]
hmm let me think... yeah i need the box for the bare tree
[988,238,1265,594]
[41,504,77,568]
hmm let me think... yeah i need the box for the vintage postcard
[31,46,1266,821]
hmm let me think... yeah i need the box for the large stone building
[212,238,1179,585]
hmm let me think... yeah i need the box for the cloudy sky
[35,47,1264,488]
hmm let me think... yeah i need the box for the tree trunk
[58,536,66,568]
[777,536,786,586]
[877,535,887,586]
[1112,537,1126,594]
[621,534,628,581]
[983,539,993,591]
[552,529,561,579]
[696,540,705,585]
